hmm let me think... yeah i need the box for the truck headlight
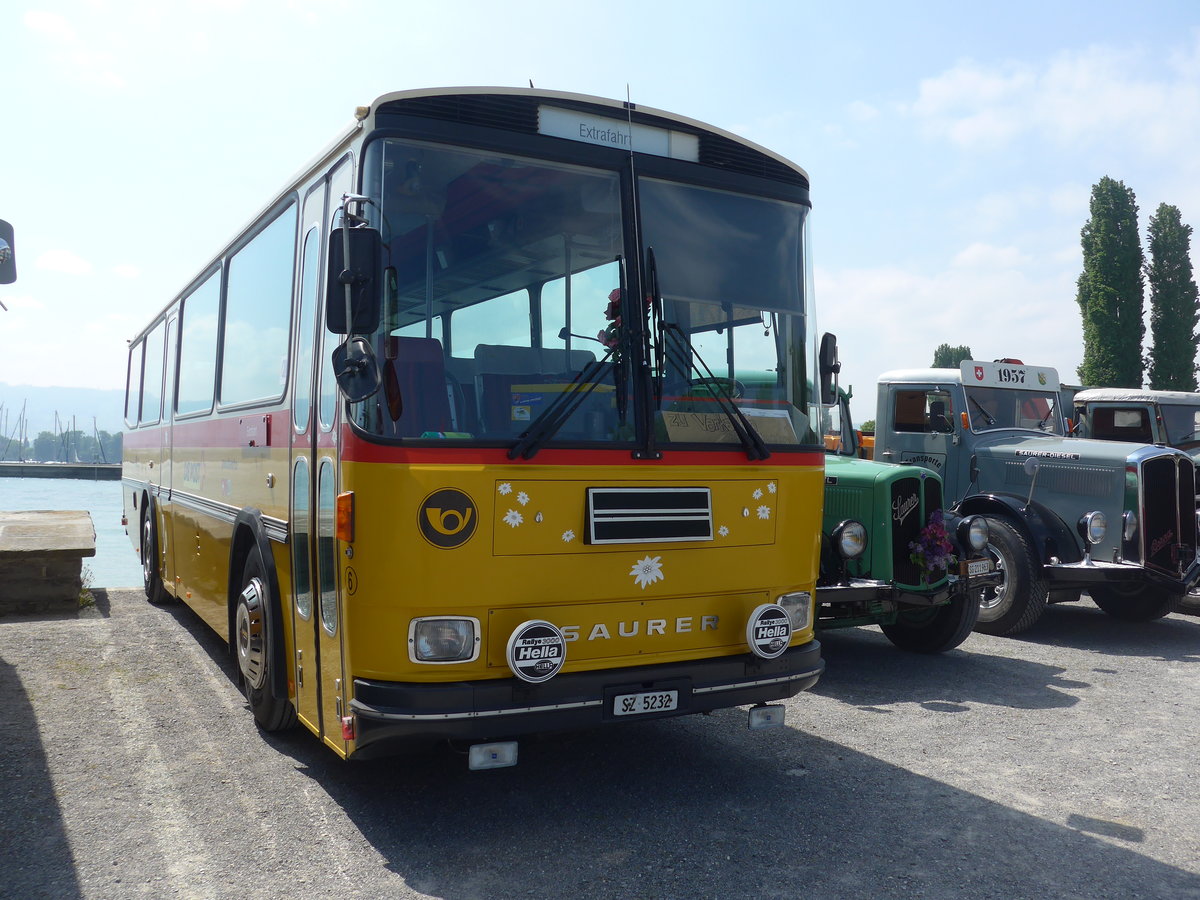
[957,515,989,551]
[776,590,813,631]
[409,616,480,663]
[832,520,867,559]
[1078,511,1107,546]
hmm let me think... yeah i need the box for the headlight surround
[409,616,480,663]
[1078,511,1107,546]
[957,515,989,551]
[832,520,868,559]
[776,590,813,632]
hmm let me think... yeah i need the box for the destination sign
[960,360,1060,392]
[538,106,699,161]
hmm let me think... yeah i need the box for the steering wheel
[688,377,746,400]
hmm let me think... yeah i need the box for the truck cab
[1073,388,1200,461]
[874,360,1200,634]
[816,389,995,652]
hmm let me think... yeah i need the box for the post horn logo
[418,489,478,548]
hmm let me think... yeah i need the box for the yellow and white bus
[123,87,833,766]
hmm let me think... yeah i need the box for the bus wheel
[141,511,169,605]
[974,518,1048,636]
[1089,583,1173,621]
[235,550,297,732]
[881,589,980,653]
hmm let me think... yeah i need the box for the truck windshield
[963,386,1063,435]
[1160,404,1200,446]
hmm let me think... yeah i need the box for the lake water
[0,477,144,588]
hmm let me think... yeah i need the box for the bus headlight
[1078,511,1107,546]
[957,515,989,552]
[832,520,867,559]
[409,616,480,663]
[776,590,813,632]
[1124,511,1138,542]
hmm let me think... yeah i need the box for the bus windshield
[352,137,816,450]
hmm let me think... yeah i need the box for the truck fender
[955,493,1083,565]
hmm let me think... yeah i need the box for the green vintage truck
[817,391,996,652]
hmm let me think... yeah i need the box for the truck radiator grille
[890,476,925,586]
[1140,455,1197,576]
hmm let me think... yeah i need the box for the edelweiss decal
[630,555,665,589]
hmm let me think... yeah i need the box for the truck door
[878,386,961,497]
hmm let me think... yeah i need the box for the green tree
[932,343,973,368]
[1076,177,1145,388]
[1146,203,1199,391]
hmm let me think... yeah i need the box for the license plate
[613,690,679,717]
[963,558,994,576]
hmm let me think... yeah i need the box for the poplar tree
[932,343,973,368]
[1076,177,1144,388]
[1146,203,1199,391]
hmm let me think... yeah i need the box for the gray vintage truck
[816,391,995,652]
[870,360,1200,634]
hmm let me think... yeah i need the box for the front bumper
[816,560,1000,630]
[347,641,823,756]
[1045,555,1200,595]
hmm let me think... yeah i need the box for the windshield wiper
[969,396,996,427]
[662,322,770,460]
[507,349,616,460]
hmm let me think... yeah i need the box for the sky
[3,0,1200,427]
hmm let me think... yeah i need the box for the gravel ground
[2,589,1199,899]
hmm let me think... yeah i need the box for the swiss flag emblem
[974,366,985,381]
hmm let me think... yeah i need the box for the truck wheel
[1089,583,1173,621]
[974,518,1048,635]
[880,589,980,653]
[141,510,170,605]
[235,548,297,732]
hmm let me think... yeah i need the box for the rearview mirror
[0,219,16,285]
[331,336,381,403]
[326,226,382,334]
[818,332,840,406]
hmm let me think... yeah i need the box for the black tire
[974,517,1048,635]
[1089,582,1174,621]
[235,549,297,732]
[141,507,170,605]
[880,589,980,653]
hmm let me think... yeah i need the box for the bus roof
[877,367,962,385]
[365,86,810,183]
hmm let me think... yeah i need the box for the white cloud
[23,7,125,89]
[817,258,1083,423]
[112,264,140,279]
[905,43,1200,156]
[951,243,1030,269]
[0,294,43,312]
[36,250,93,276]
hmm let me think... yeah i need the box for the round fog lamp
[958,515,989,551]
[1078,511,1107,545]
[833,520,867,559]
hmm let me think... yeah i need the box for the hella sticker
[746,604,792,660]
[506,620,567,683]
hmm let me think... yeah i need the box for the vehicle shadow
[270,708,1200,899]
[0,655,84,899]
[812,625,1087,711]
[1006,599,1200,662]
